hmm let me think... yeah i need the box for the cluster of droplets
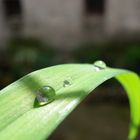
[35,78,72,107]
[34,60,107,107]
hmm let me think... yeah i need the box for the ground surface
[49,102,140,140]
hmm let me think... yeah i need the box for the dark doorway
[3,0,22,19]
[85,0,105,15]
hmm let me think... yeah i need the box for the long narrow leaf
[0,64,140,140]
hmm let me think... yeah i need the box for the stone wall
[0,0,140,49]
[22,0,83,49]
[105,0,140,35]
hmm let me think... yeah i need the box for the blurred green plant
[0,62,140,140]
[125,44,140,73]
[73,42,102,63]
[0,37,55,88]
[8,37,55,71]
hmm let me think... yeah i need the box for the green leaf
[0,64,140,140]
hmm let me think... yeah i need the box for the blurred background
[0,0,140,139]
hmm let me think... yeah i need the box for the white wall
[0,0,140,48]
[105,0,140,36]
[22,0,83,49]
[124,0,140,32]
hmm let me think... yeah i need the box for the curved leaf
[0,64,140,140]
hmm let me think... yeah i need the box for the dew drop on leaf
[93,66,100,72]
[35,86,56,107]
[93,60,107,70]
[63,78,72,87]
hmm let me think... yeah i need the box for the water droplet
[93,60,107,70]
[93,66,100,72]
[35,86,56,107]
[63,78,72,87]
[36,93,48,106]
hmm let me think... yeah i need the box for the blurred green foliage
[0,37,55,89]
[74,42,140,72]
[0,39,140,89]
[73,42,102,63]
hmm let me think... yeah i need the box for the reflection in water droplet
[63,78,72,87]
[93,66,100,72]
[35,86,56,107]
[36,92,48,106]
[93,60,107,70]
